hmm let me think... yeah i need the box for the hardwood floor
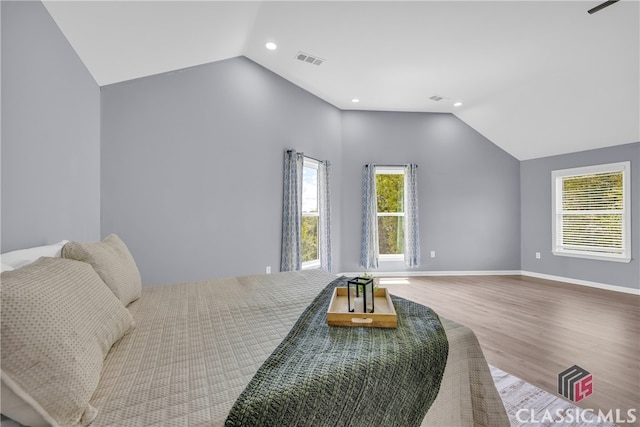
[381,275,640,425]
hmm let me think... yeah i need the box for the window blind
[552,162,630,262]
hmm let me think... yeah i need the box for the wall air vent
[295,51,325,66]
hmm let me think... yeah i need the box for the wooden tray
[327,287,397,328]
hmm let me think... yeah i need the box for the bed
[1,236,509,427]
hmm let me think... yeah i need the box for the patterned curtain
[360,164,379,269]
[318,161,332,272]
[281,150,304,271]
[404,163,420,268]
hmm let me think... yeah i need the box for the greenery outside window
[301,158,320,268]
[376,167,405,260]
[552,161,631,263]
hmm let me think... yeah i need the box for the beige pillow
[0,257,134,427]
[62,234,142,306]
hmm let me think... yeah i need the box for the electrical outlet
[430,251,436,258]
[266,266,271,274]
[535,252,541,259]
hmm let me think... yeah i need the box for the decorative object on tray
[347,276,375,313]
[361,271,379,288]
[327,278,398,328]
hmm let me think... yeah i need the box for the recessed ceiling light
[265,42,277,51]
[352,98,360,103]
[453,102,463,107]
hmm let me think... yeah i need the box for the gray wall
[1,1,101,252]
[101,57,342,285]
[340,111,521,273]
[521,142,640,290]
[3,1,635,291]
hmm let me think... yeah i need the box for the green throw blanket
[225,276,449,427]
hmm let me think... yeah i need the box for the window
[376,167,405,260]
[301,158,319,268]
[552,161,630,263]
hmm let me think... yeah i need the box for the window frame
[301,157,320,269]
[551,161,631,263]
[376,167,405,262]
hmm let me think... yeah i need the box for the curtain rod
[365,164,418,168]
[304,154,323,163]
[286,149,323,163]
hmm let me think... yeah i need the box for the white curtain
[281,150,304,271]
[404,163,420,268]
[359,164,379,269]
[318,161,332,272]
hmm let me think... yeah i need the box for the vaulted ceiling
[42,1,639,160]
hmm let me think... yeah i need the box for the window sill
[379,254,404,262]
[552,250,631,263]
[302,260,321,270]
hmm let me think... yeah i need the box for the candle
[355,297,364,313]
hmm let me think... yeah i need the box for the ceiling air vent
[295,51,325,66]
[429,95,444,101]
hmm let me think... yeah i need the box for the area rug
[490,365,618,427]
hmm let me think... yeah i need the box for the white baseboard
[338,270,639,295]
[339,270,521,277]
[520,270,639,295]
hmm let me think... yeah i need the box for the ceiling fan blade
[587,0,620,14]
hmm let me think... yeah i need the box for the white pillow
[1,264,14,273]
[1,257,135,426]
[62,235,142,306]
[0,240,68,270]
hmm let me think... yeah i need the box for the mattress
[87,269,508,426]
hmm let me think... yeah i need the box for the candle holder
[347,277,374,313]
